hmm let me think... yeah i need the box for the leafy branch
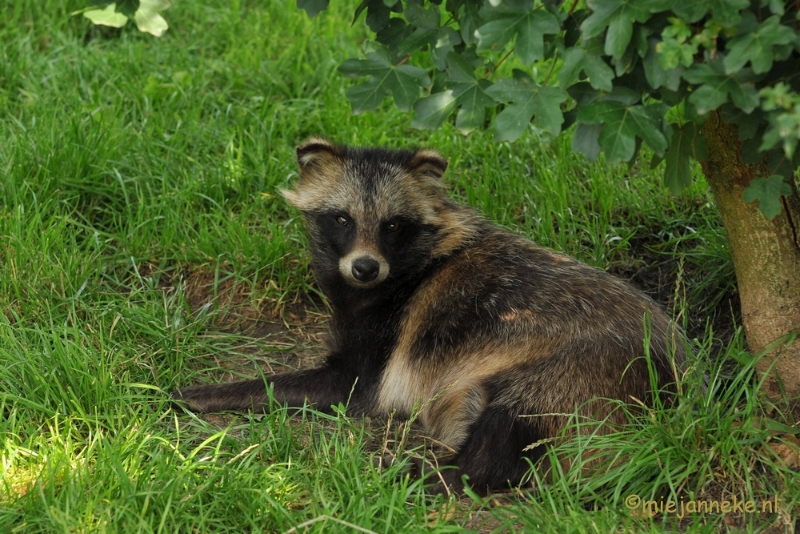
[300,0,800,220]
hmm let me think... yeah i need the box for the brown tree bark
[701,111,800,410]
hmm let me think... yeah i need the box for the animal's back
[377,221,684,483]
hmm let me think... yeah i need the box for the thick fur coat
[175,138,686,495]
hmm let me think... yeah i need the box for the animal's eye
[385,221,400,233]
[336,215,349,226]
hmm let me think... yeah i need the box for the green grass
[1,1,798,532]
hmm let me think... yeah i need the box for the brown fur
[174,137,686,495]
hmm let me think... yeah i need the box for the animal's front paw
[169,378,270,413]
[169,384,218,413]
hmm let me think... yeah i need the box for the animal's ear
[284,137,340,210]
[407,149,448,180]
[296,137,339,172]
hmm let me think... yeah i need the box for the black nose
[351,257,380,282]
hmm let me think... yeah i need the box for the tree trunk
[701,111,800,411]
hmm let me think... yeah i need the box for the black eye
[336,215,349,226]
[385,221,400,233]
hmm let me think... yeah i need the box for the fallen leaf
[765,435,800,469]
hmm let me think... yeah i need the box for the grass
[1,1,798,532]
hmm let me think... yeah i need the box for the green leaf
[133,0,169,37]
[558,47,614,92]
[664,123,707,194]
[475,3,561,64]
[486,70,568,140]
[741,139,763,164]
[396,26,438,56]
[708,0,750,27]
[578,100,668,161]
[670,0,709,23]
[743,175,792,219]
[115,0,140,17]
[458,0,483,45]
[83,0,167,34]
[598,120,636,162]
[688,85,726,114]
[297,0,330,18]
[633,23,650,58]
[339,49,395,77]
[643,39,682,91]
[656,18,698,70]
[605,13,633,60]
[604,86,640,105]
[430,27,462,70]
[353,0,370,24]
[723,16,797,74]
[765,0,785,16]
[446,51,483,86]
[650,151,665,169]
[558,48,584,88]
[338,46,430,113]
[581,0,654,60]
[455,85,494,133]
[683,61,759,114]
[357,0,392,32]
[393,1,440,55]
[376,19,411,49]
[84,4,129,28]
[572,123,603,162]
[671,0,749,26]
[513,11,561,65]
[719,103,763,141]
[760,110,800,158]
[627,106,669,155]
[769,150,795,178]
[405,1,439,30]
[446,53,497,133]
[412,90,458,129]
[568,82,603,106]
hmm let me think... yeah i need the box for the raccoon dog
[174,137,686,495]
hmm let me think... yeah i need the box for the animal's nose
[351,257,380,282]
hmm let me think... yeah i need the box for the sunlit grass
[1,0,797,532]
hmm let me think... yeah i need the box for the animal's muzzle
[339,250,390,288]
[351,257,380,282]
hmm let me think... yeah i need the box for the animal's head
[281,137,476,293]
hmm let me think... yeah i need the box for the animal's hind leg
[429,405,545,496]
